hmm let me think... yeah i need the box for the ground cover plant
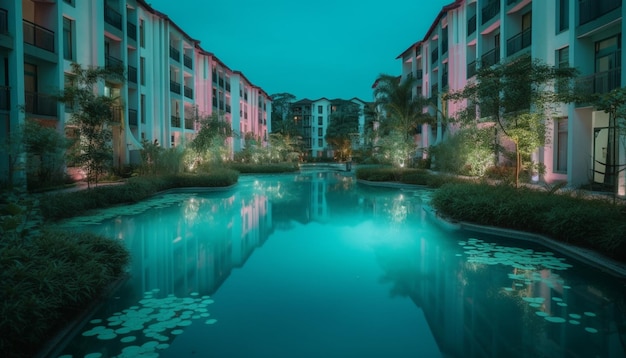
[227,162,299,174]
[39,170,239,221]
[430,182,626,260]
[0,231,129,357]
[355,166,460,188]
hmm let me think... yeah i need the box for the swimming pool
[55,171,626,357]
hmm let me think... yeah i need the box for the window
[318,128,323,136]
[557,0,569,33]
[555,118,568,172]
[318,138,323,147]
[556,47,569,93]
[139,19,145,48]
[317,105,323,114]
[63,17,74,61]
[140,57,145,85]
[140,94,146,124]
[318,116,323,125]
[64,74,75,112]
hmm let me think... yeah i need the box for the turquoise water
[55,171,626,358]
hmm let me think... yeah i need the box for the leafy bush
[356,167,461,188]
[227,162,299,174]
[429,127,495,177]
[39,171,239,221]
[0,231,129,357]
[431,182,626,259]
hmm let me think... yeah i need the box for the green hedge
[39,170,238,221]
[355,166,461,188]
[431,182,626,259]
[226,162,299,174]
[0,231,129,357]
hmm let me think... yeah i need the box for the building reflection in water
[67,172,625,357]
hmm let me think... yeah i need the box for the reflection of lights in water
[458,237,599,333]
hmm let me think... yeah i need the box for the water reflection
[57,172,626,358]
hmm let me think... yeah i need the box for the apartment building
[290,97,368,159]
[0,0,271,186]
[397,0,625,195]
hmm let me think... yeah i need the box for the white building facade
[397,0,625,195]
[0,0,271,186]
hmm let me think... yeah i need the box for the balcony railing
[184,85,193,99]
[0,86,9,110]
[184,117,194,130]
[183,54,192,69]
[105,55,123,70]
[170,80,181,94]
[127,22,137,41]
[431,48,439,64]
[579,0,621,26]
[128,109,138,126]
[128,64,137,83]
[467,14,476,36]
[171,115,181,128]
[25,91,57,116]
[104,5,122,30]
[0,8,7,34]
[169,46,180,62]
[481,47,500,67]
[576,68,621,96]
[467,60,477,78]
[23,19,55,52]
[506,28,532,56]
[481,1,501,24]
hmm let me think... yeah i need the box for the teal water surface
[55,171,626,358]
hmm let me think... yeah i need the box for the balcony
[128,109,138,126]
[184,117,194,130]
[127,64,137,83]
[431,48,439,64]
[127,22,137,41]
[212,70,217,83]
[467,14,476,36]
[442,72,449,89]
[481,47,500,67]
[105,55,123,70]
[225,82,231,92]
[441,39,448,55]
[225,104,231,113]
[25,91,57,116]
[184,85,193,99]
[170,80,181,94]
[416,69,423,80]
[183,54,192,69]
[579,0,621,26]
[576,68,621,97]
[481,1,501,25]
[169,46,180,62]
[506,28,531,56]
[218,77,224,87]
[171,115,181,128]
[0,86,9,110]
[430,84,439,103]
[23,19,55,53]
[212,97,217,107]
[467,60,477,78]
[0,8,7,34]
[104,5,122,30]
[507,0,519,5]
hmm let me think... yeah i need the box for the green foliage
[431,182,626,259]
[39,172,239,221]
[189,113,234,167]
[373,130,417,167]
[235,133,302,164]
[449,54,580,187]
[325,102,361,160]
[0,231,129,357]
[374,74,435,142]
[23,120,71,190]
[270,92,296,135]
[430,127,495,176]
[355,166,459,188]
[60,63,125,188]
[227,162,299,174]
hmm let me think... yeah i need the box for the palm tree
[373,74,434,142]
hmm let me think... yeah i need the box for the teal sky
[148,0,450,101]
